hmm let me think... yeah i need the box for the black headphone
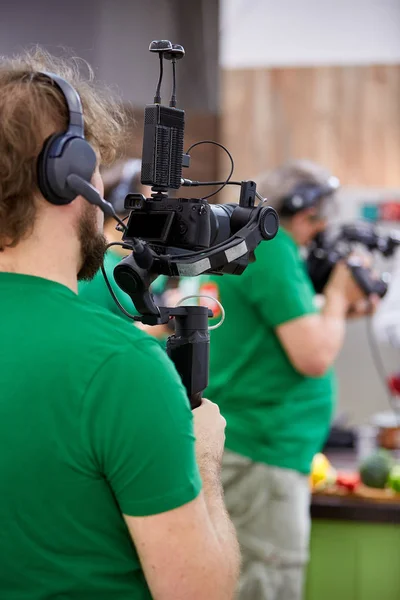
[36,71,115,216]
[280,178,340,217]
[33,72,154,269]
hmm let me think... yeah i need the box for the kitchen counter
[310,449,400,524]
[306,449,400,600]
[311,492,400,523]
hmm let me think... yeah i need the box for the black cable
[113,214,128,232]
[100,242,137,321]
[185,141,234,200]
[366,316,400,425]
[154,54,163,104]
[182,179,265,202]
[170,59,177,107]
[185,179,241,186]
[113,214,130,232]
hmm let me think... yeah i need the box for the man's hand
[193,399,226,468]
[326,257,381,319]
[325,261,366,308]
[135,321,170,339]
[346,295,380,319]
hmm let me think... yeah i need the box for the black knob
[114,263,141,294]
[259,207,279,240]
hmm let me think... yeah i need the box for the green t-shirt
[78,249,167,322]
[0,273,201,598]
[204,228,336,474]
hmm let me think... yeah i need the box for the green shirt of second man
[202,227,336,475]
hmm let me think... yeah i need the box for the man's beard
[77,203,108,281]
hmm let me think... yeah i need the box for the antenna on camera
[163,44,185,108]
[149,40,173,104]
[141,40,186,191]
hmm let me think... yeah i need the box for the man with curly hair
[0,50,239,600]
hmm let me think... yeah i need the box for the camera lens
[210,204,235,245]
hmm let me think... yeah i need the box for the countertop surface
[311,449,400,524]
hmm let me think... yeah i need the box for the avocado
[359,450,394,489]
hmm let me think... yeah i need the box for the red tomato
[336,472,361,492]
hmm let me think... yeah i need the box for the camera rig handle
[167,305,212,409]
[113,250,213,408]
[112,246,213,408]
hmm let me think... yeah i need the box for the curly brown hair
[0,47,127,250]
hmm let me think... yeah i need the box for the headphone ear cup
[37,135,97,206]
[37,134,62,205]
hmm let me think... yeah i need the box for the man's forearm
[320,289,349,365]
[198,458,241,594]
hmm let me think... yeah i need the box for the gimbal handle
[166,305,212,409]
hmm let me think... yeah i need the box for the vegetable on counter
[388,465,400,493]
[310,450,400,497]
[335,471,361,493]
[359,450,394,489]
[310,453,336,490]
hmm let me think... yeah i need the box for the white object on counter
[356,425,378,462]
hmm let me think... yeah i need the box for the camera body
[124,193,212,250]
[123,191,279,262]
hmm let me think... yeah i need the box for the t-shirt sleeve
[245,235,318,328]
[81,339,202,517]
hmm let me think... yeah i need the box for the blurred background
[1,0,399,436]
[3,1,400,597]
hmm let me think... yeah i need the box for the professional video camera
[307,221,400,297]
[108,40,279,407]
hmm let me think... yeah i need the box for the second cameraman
[201,159,378,600]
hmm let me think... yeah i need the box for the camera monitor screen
[125,211,175,243]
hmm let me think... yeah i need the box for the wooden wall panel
[221,65,400,188]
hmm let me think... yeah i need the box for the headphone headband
[281,177,340,216]
[38,71,84,136]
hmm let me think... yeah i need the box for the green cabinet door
[306,520,400,600]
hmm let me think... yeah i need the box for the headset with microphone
[36,71,115,217]
[35,71,153,269]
